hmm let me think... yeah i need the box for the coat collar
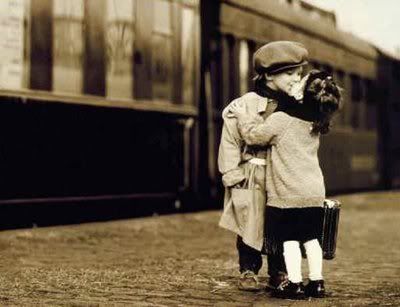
[256,95,270,114]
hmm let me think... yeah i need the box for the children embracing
[218,41,342,300]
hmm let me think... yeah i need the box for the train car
[200,0,386,201]
[0,0,202,217]
[0,0,398,225]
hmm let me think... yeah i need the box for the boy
[218,41,309,291]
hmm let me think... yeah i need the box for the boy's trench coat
[218,92,275,251]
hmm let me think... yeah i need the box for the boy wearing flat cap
[218,41,308,291]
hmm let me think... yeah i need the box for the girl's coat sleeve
[237,111,291,146]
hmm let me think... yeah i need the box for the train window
[152,0,173,101]
[350,75,361,102]
[220,35,240,106]
[53,0,84,94]
[335,70,345,85]
[181,6,195,105]
[0,0,27,89]
[208,37,222,109]
[365,79,377,130]
[365,79,376,105]
[333,70,345,125]
[239,40,249,95]
[248,40,256,90]
[350,75,361,129]
[105,0,136,99]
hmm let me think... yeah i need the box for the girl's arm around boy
[229,103,293,147]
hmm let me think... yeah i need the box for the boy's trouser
[237,236,286,276]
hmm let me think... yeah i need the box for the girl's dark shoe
[272,280,306,300]
[305,280,325,298]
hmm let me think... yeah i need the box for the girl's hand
[228,101,247,117]
[289,74,310,102]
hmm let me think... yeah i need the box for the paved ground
[0,191,399,306]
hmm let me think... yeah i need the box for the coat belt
[248,158,266,166]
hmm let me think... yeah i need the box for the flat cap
[253,41,309,74]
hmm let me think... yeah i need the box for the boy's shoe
[272,280,306,300]
[266,272,288,291]
[238,270,261,291]
[305,279,326,298]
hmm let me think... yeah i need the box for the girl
[230,70,342,299]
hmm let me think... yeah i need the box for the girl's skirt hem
[262,205,324,255]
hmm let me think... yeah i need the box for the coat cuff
[222,169,246,187]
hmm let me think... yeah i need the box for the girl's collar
[256,85,316,121]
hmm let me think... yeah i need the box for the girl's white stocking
[283,240,302,283]
[303,239,323,281]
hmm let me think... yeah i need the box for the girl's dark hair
[304,70,342,135]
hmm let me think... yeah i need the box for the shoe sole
[305,289,326,298]
[238,285,262,292]
[306,293,326,298]
[272,292,307,300]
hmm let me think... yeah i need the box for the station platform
[0,191,399,306]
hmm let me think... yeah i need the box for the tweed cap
[253,41,309,74]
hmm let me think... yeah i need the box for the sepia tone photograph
[0,0,399,305]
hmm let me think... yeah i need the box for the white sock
[283,241,302,283]
[304,239,323,281]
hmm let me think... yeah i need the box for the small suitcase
[321,199,341,260]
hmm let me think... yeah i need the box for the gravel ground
[0,191,399,306]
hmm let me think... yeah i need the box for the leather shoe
[272,280,306,300]
[305,279,326,298]
[238,270,261,291]
[266,272,288,290]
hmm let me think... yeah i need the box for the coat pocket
[231,188,252,232]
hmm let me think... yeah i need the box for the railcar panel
[0,0,201,208]
[319,130,379,191]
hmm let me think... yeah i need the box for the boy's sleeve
[237,112,290,146]
[217,105,246,188]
